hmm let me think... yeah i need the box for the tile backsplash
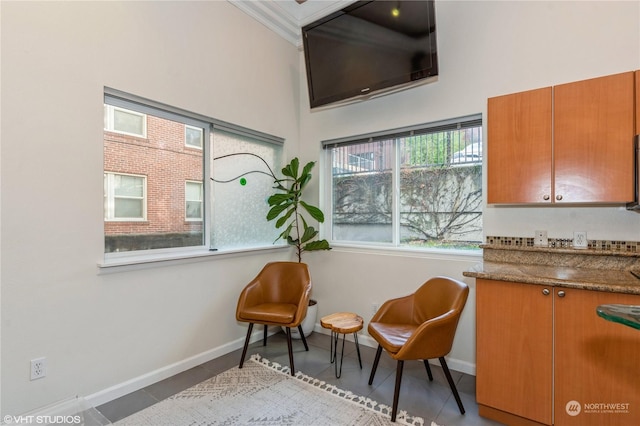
[485,236,640,253]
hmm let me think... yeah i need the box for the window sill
[328,242,483,261]
[98,244,289,273]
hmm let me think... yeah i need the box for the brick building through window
[104,106,204,252]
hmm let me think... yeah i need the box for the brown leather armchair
[368,276,469,422]
[236,261,312,376]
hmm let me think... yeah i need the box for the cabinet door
[487,87,553,204]
[476,279,553,425]
[554,72,635,203]
[555,288,640,426]
[636,71,640,135]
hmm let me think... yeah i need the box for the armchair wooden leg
[286,327,295,376]
[263,325,268,346]
[239,323,254,369]
[439,357,465,415]
[423,359,433,381]
[368,345,383,385]
[391,360,404,422]
[298,325,309,351]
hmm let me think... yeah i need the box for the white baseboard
[85,328,274,408]
[445,358,476,376]
[4,396,91,425]
[27,323,475,418]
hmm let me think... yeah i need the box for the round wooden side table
[320,312,363,378]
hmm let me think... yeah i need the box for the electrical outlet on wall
[534,230,548,247]
[30,357,47,380]
[573,231,588,249]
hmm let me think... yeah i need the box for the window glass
[185,125,203,149]
[104,173,146,220]
[103,90,284,257]
[104,102,204,253]
[185,181,203,220]
[331,139,393,243]
[104,105,146,137]
[114,108,145,136]
[211,130,283,250]
[326,117,482,251]
[399,126,483,249]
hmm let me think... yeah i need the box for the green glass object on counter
[596,304,640,330]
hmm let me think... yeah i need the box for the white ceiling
[229,0,357,47]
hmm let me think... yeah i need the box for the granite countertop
[463,245,640,295]
[463,261,640,295]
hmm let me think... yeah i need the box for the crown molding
[230,0,355,48]
[230,0,301,46]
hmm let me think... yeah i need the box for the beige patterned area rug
[115,354,437,426]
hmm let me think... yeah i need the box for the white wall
[301,0,640,374]
[2,0,639,417]
[0,0,300,416]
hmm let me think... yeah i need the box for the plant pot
[285,299,317,339]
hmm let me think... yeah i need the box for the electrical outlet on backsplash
[573,231,588,249]
[485,236,640,253]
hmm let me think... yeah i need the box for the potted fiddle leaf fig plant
[268,157,330,339]
[267,157,331,262]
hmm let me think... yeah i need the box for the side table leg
[354,332,362,369]
[330,330,337,364]
[336,332,347,378]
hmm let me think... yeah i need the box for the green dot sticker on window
[240,178,247,186]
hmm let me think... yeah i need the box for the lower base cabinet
[476,279,553,425]
[554,287,640,425]
[476,279,640,426]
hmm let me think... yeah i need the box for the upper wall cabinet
[487,87,552,204]
[554,72,635,203]
[488,72,635,204]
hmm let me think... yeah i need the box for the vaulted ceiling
[230,0,356,47]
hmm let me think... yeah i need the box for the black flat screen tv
[302,0,438,109]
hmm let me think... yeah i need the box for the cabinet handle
[543,194,550,201]
[542,288,550,295]
[557,290,566,297]
[556,194,563,201]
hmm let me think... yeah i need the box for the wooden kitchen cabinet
[477,279,640,426]
[487,71,635,204]
[487,87,552,204]
[554,72,635,203]
[636,71,640,134]
[555,288,640,426]
[476,279,553,425]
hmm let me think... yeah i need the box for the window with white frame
[324,116,483,251]
[185,125,203,149]
[104,172,146,221]
[103,89,283,256]
[104,104,147,137]
[185,181,203,220]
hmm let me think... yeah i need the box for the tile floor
[86,331,503,425]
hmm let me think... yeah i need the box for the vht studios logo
[566,400,581,416]
[565,400,630,416]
